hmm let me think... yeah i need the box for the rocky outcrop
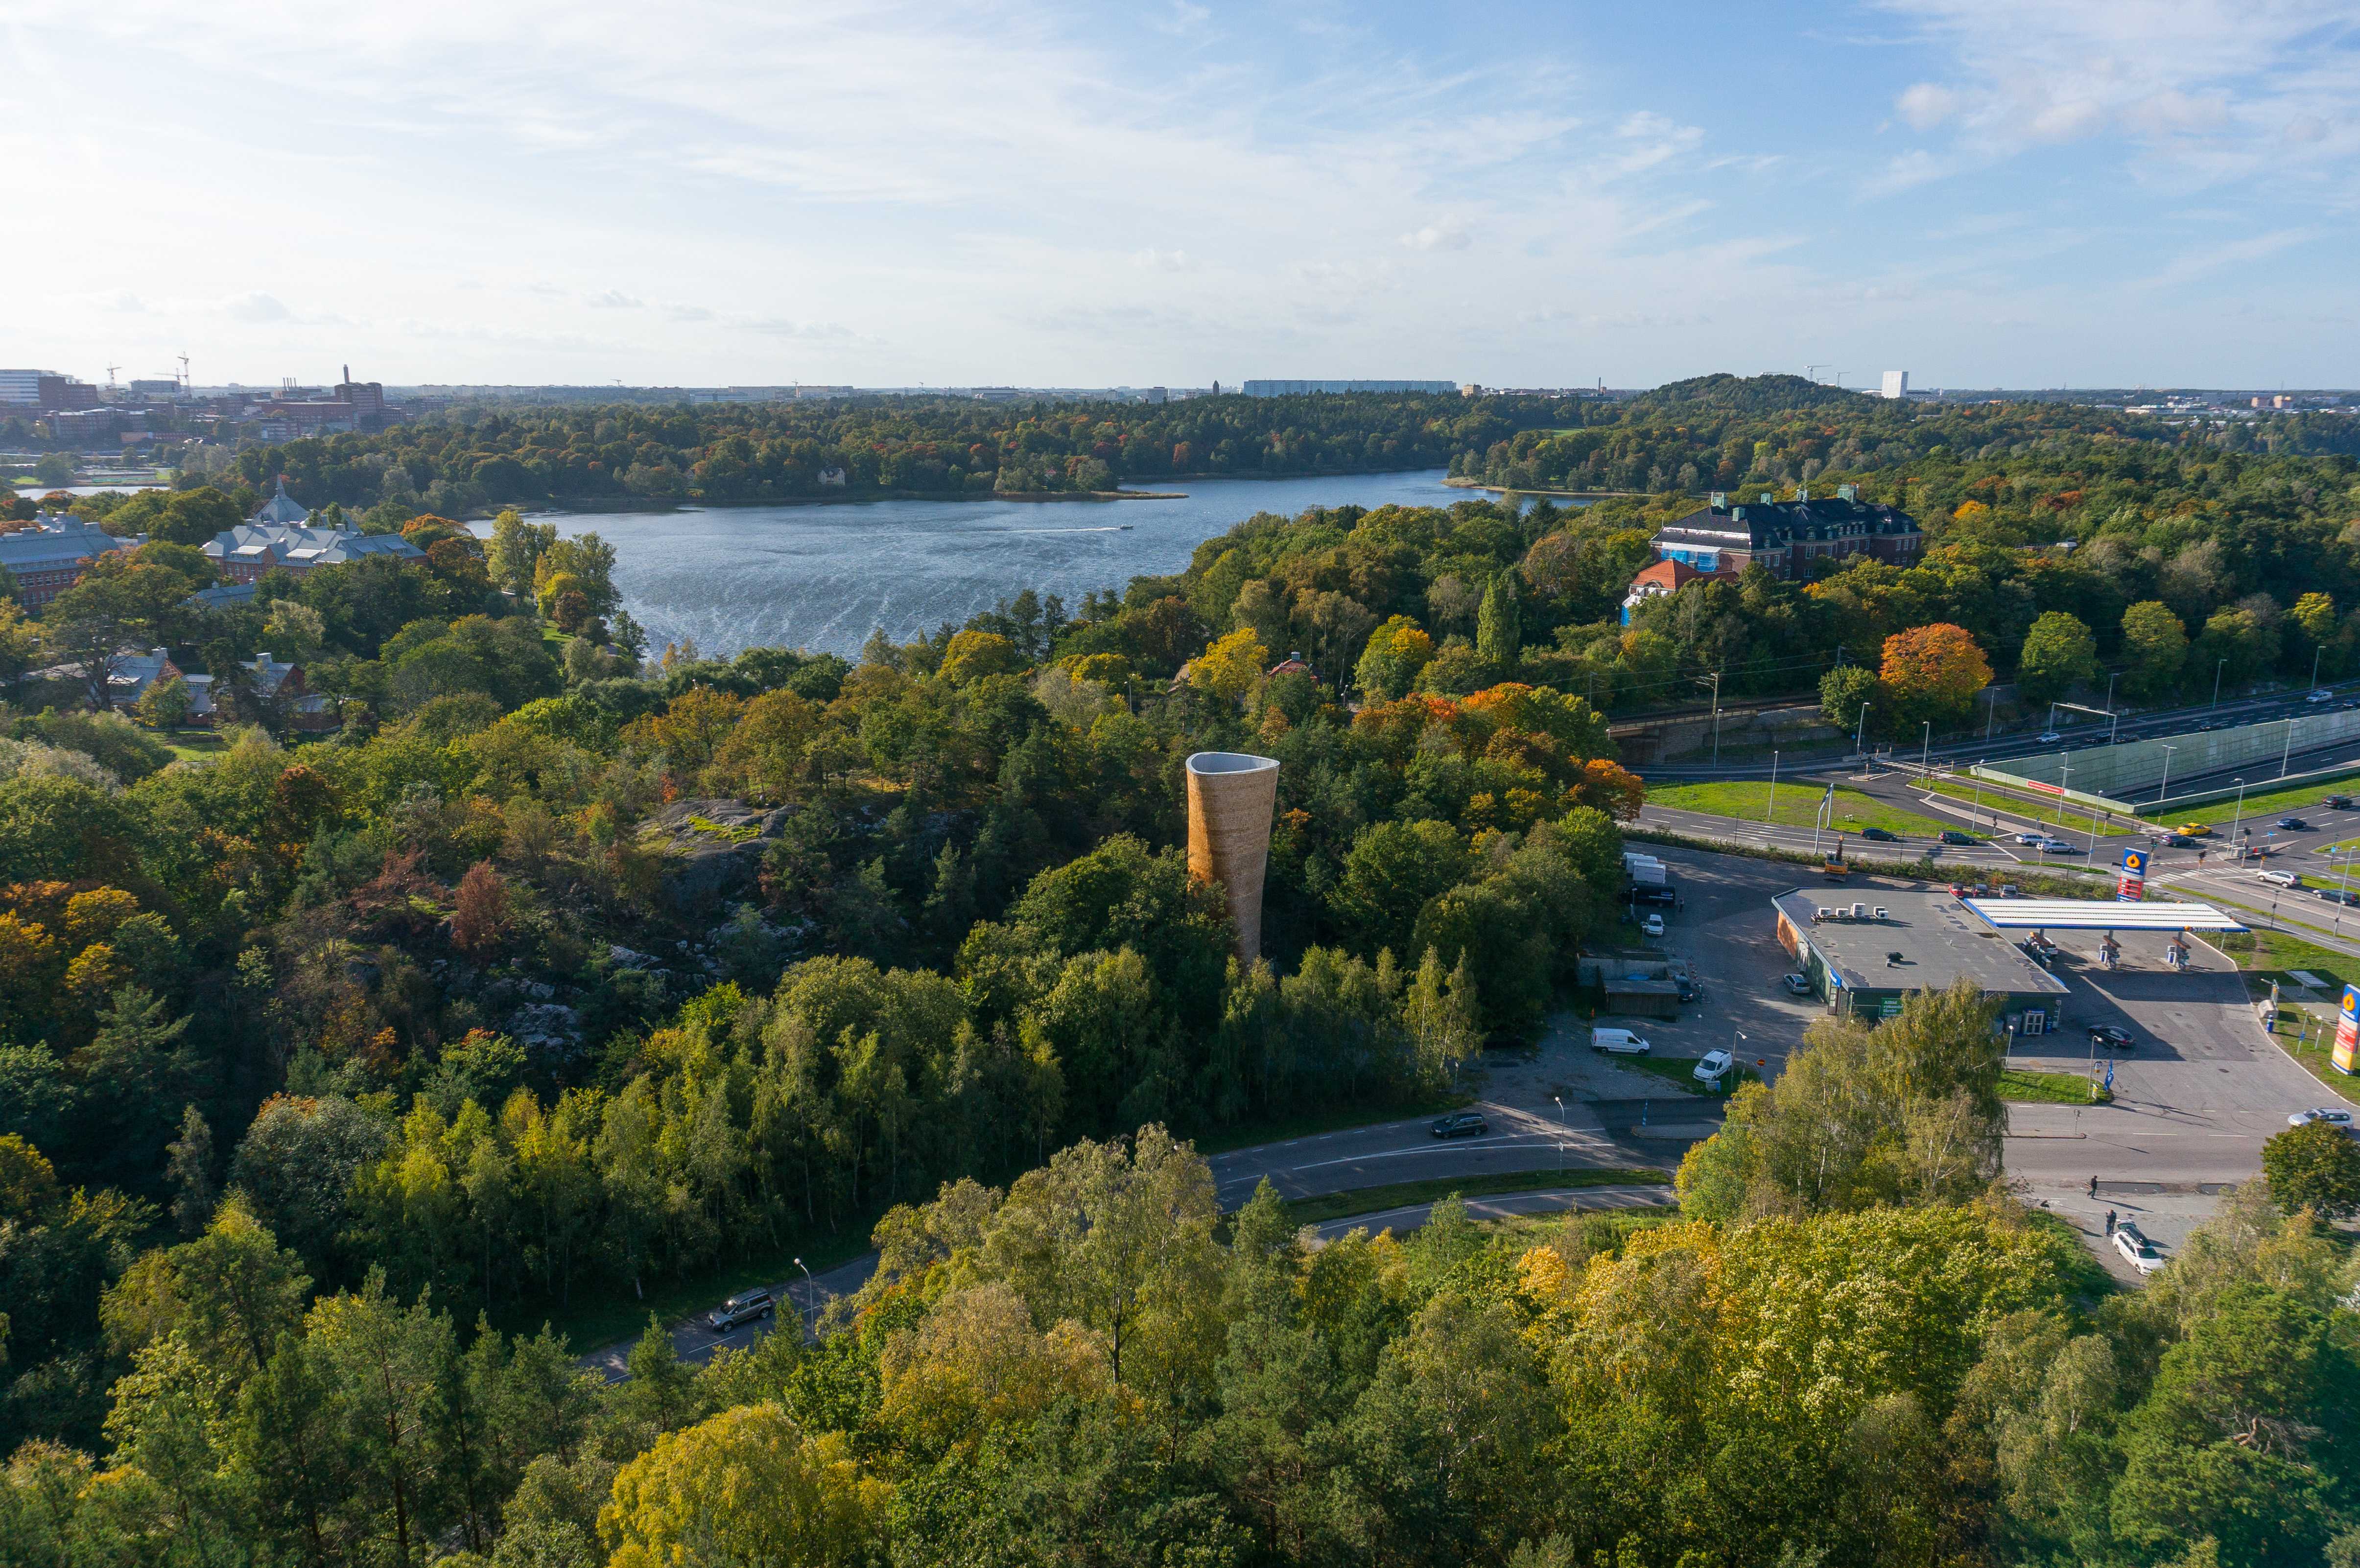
[640,798,794,915]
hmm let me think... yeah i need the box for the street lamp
[1695,672,1723,768]
[2281,716,2297,778]
[792,1256,816,1325]
[1766,750,1780,824]
[1984,685,1998,740]
[2159,744,2176,807]
[2312,644,2324,692]
[2212,658,2227,709]
[1855,701,1872,766]
[1922,720,1932,771]
[1552,1095,1565,1170]
[2228,777,2248,852]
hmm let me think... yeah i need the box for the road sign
[2116,846,2147,902]
[2336,984,2358,1077]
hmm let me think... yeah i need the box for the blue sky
[6,0,2356,388]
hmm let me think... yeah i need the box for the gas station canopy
[1962,898,2246,933]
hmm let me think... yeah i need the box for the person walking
[2088,1174,2098,1198]
[2104,1209,2117,1236]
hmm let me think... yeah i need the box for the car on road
[2113,1225,2166,1276]
[2156,833,2198,847]
[2276,816,2309,831]
[2288,1107,2355,1129]
[2325,795,2354,809]
[708,1288,775,1332]
[2257,868,2302,888]
[2319,889,2359,906]
[1591,1028,1652,1055]
[2308,689,2336,703]
[1429,1110,1490,1139]
[1860,826,1899,842]
[1781,972,1813,996]
[2037,730,2063,743]
[2088,1025,2136,1053]
[1641,913,1667,938]
[1674,974,1700,1002]
[2013,831,2049,845]
[2178,823,2213,837]
[1693,1049,1736,1087]
[1938,830,1980,845]
[2034,838,2083,855]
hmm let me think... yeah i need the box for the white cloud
[1131,248,1193,271]
[736,317,854,340]
[586,289,643,309]
[667,304,715,322]
[1896,82,1963,130]
[1399,222,1471,251]
[223,291,291,323]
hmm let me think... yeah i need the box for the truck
[1629,861,1668,887]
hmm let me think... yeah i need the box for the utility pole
[2057,760,2074,828]
[2282,717,2297,778]
[1695,672,1723,768]
[1855,701,1872,765]
[1922,721,1932,771]
[2312,645,2323,692]
[2229,777,2249,853]
[2213,658,2227,709]
[1766,750,1780,824]
[1984,685,1998,740]
[2159,744,2176,807]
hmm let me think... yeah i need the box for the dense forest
[167,391,1567,518]
[4,374,2358,1566]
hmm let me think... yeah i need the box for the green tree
[2259,1121,2360,1219]
[1818,663,1882,736]
[165,1103,216,1236]
[2122,600,2191,700]
[2015,610,2098,707]
[1476,576,1521,666]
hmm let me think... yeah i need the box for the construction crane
[177,353,190,392]
[1805,363,1829,383]
[105,364,121,389]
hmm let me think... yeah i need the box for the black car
[2277,817,2309,831]
[1938,830,1980,845]
[1860,826,1899,842]
[2325,796,2353,810]
[2088,1025,2136,1053]
[1429,1111,1489,1140]
[2319,888,2359,907]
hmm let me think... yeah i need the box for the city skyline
[7,0,2357,387]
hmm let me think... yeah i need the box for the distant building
[0,512,138,607]
[108,647,184,709]
[1880,371,1909,400]
[1772,888,2066,1018]
[817,466,849,487]
[0,371,100,411]
[1620,558,1705,625]
[201,479,426,582]
[181,650,336,729]
[1267,651,1314,680]
[1240,379,1456,397]
[1641,486,1920,585]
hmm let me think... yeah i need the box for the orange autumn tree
[1879,622,1991,733]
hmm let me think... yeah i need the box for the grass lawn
[2201,930,2360,1099]
[2002,1066,2110,1104]
[1921,778,2138,837]
[1617,1054,1762,1095]
[1279,1167,1673,1229]
[2162,776,2360,828]
[162,731,231,762]
[2256,998,2360,1099]
[1645,780,1955,838]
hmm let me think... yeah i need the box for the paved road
[1302,1185,1675,1242]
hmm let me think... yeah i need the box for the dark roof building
[0,512,139,607]
[1771,887,2067,1021]
[1650,485,1920,583]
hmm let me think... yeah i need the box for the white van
[1591,1028,1652,1055]
[2256,868,2301,888]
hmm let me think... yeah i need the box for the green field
[1279,1167,1673,1229]
[162,731,231,762]
[2161,776,2360,828]
[1921,779,2138,837]
[2203,927,2360,1098]
[2001,1067,2109,1104]
[1645,781,1956,838]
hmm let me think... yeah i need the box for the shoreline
[1442,478,1650,500]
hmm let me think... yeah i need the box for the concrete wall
[1185,751,1280,963]
[1980,707,2360,808]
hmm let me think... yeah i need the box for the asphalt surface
[1302,1185,1676,1242]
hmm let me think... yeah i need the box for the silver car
[708,1287,775,1331]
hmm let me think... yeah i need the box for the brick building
[1646,485,1920,583]
[0,512,138,607]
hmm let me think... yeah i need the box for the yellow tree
[1878,622,1992,732]
[1188,628,1269,704]
[600,1403,888,1568]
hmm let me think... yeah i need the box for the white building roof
[1962,898,2246,932]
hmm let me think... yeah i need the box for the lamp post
[2312,645,2323,693]
[2056,759,2073,828]
[2228,777,2248,853]
[1855,701,1872,767]
[1766,750,1780,825]
[2212,658,2226,709]
[2159,744,2176,808]
[1984,685,1998,740]
[792,1256,816,1327]
[1971,759,1988,826]
[2281,716,2297,778]
[1552,1095,1565,1170]
[1696,672,1723,768]
[1922,720,1932,771]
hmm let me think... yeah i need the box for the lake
[527,469,1466,658]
